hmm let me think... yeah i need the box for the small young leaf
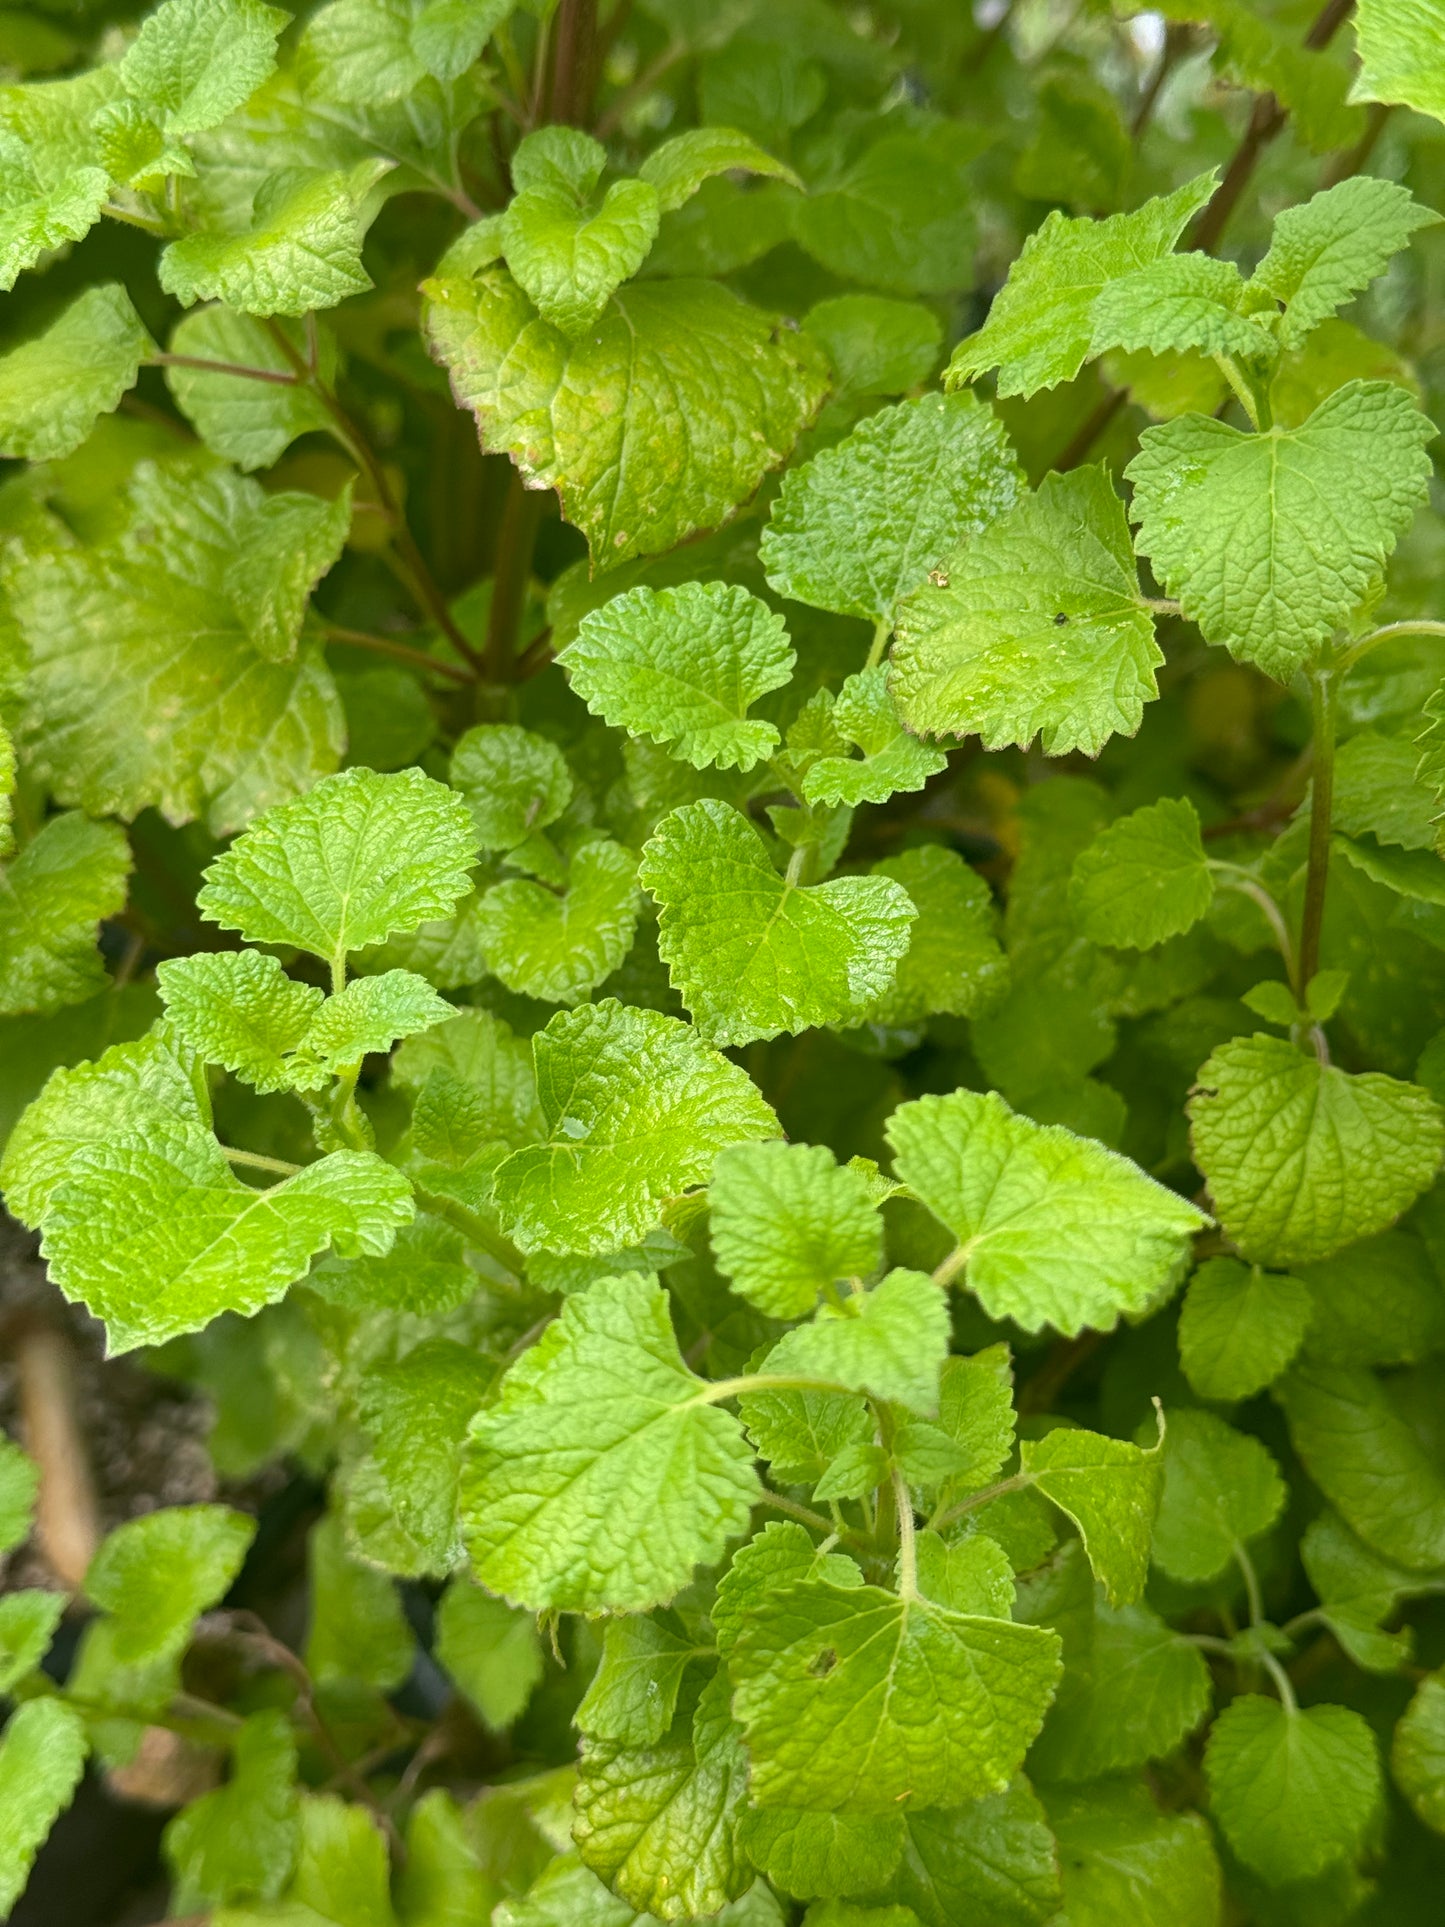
[477,839,640,1006]
[459,1273,760,1611]
[1069,797,1214,950]
[1252,176,1440,349]
[0,1699,89,1918]
[162,1708,299,1913]
[760,393,1021,624]
[306,1511,413,1691]
[299,0,509,103]
[198,766,479,964]
[709,1139,883,1319]
[801,668,947,809]
[712,1521,865,1657]
[575,1613,700,1747]
[1204,1695,1380,1886]
[1090,253,1270,360]
[157,950,326,1092]
[1177,1258,1312,1401]
[1021,1425,1163,1605]
[0,284,153,461]
[887,1089,1206,1336]
[435,1579,545,1733]
[449,722,572,850]
[490,1000,777,1255]
[759,1269,951,1416]
[502,176,659,337]
[297,968,452,1069]
[118,0,286,138]
[891,466,1160,757]
[639,126,802,213]
[561,582,793,773]
[1127,381,1435,681]
[1150,1407,1286,1584]
[0,1591,65,1695]
[1188,1033,1445,1265]
[640,800,916,1046]
[87,1504,255,1664]
[0,813,131,1017]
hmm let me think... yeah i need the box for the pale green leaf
[1090,252,1270,359]
[640,800,916,1047]
[946,173,1217,395]
[198,766,479,964]
[0,813,130,1017]
[435,1578,544,1732]
[302,968,451,1068]
[0,146,110,293]
[1204,1694,1380,1886]
[1177,1257,1312,1401]
[639,127,801,213]
[39,1119,413,1351]
[895,1348,1016,1499]
[449,721,571,850]
[119,0,285,137]
[424,269,827,568]
[1188,1032,1445,1265]
[355,1337,492,1566]
[223,486,352,662]
[163,1709,298,1913]
[503,176,659,337]
[1394,1671,1445,1835]
[157,950,326,1092]
[1351,0,1445,123]
[459,1272,761,1611]
[1040,1779,1221,1927]
[1069,797,1213,949]
[306,1511,413,1691]
[0,285,153,461]
[574,1670,752,1922]
[560,582,793,774]
[759,1269,950,1416]
[0,1591,65,1694]
[165,308,337,469]
[875,1787,1061,1927]
[709,1138,882,1319]
[800,295,941,404]
[913,1531,1014,1617]
[1151,1407,1286,1583]
[0,1699,89,1919]
[391,1005,542,1146]
[729,1576,1062,1812]
[1126,381,1435,681]
[1021,1425,1163,1605]
[1029,1599,1211,1782]
[801,667,947,809]
[490,1000,777,1255]
[890,466,1160,757]
[886,1088,1206,1336]
[739,1805,906,1904]
[711,1521,865,1657]
[299,0,510,105]
[739,1383,873,1489]
[1253,176,1441,348]
[0,1437,38,1557]
[575,1612,701,1747]
[476,840,639,1005]
[760,392,1022,624]
[161,162,385,316]
[863,847,1007,1028]
[86,1502,255,1662]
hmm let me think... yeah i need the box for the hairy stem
[864,617,891,672]
[222,1146,304,1177]
[892,1464,918,1599]
[1337,617,1445,674]
[1297,656,1339,993]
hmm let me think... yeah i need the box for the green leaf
[1150,1407,1286,1583]
[800,295,941,404]
[299,969,451,1071]
[502,173,659,337]
[575,1613,701,1748]
[424,270,827,569]
[640,800,916,1047]
[1204,1695,1380,1886]
[561,582,793,774]
[86,1503,255,1662]
[435,1578,544,1732]
[40,1121,413,1351]
[1296,1226,1445,1366]
[886,1088,1206,1336]
[801,668,947,809]
[728,1576,1062,1812]
[245,1792,399,1927]
[157,950,326,1092]
[0,285,153,462]
[1029,1599,1212,1782]
[863,847,1008,1028]
[1188,1033,1445,1265]
[198,766,479,965]
[760,1268,950,1416]
[299,0,509,105]
[165,307,338,470]
[1021,1425,1163,1605]
[354,1337,492,1566]
[10,462,346,834]
[739,1383,873,1490]
[1177,1258,1312,1401]
[793,126,978,297]
[163,1708,299,1912]
[0,1699,89,1918]
[913,1531,1014,1617]
[1276,1356,1445,1569]
[875,1787,1061,1927]
[0,1591,65,1694]
[946,173,1217,395]
[574,1670,752,1922]
[1040,1779,1221,1927]
[639,127,801,212]
[1090,252,1270,359]
[306,1511,413,1691]
[0,1437,38,1557]
[1069,798,1213,950]
[1253,177,1441,349]
[449,722,571,850]
[1127,382,1435,681]
[759,392,1022,624]
[0,813,130,1017]
[491,999,776,1255]
[896,1347,1016,1499]
[1334,728,1439,851]
[459,1272,760,1611]
[1394,1670,1445,1835]
[161,161,386,316]
[890,465,1160,757]
[1302,1508,1440,1672]
[396,1788,495,1927]
[0,145,110,294]
[712,1522,865,1656]
[709,1139,882,1320]
[1351,0,1445,123]
[740,1805,906,1904]
[476,840,639,1006]
[119,0,285,137]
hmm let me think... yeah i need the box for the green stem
[319,621,475,686]
[893,1464,918,1600]
[1297,656,1339,994]
[102,201,167,235]
[1260,1646,1299,1715]
[152,352,300,387]
[928,1471,1028,1535]
[931,1243,970,1287]
[695,1370,858,1407]
[757,1490,869,1552]
[1208,865,1297,991]
[1214,354,1263,428]
[864,616,891,672]
[223,1146,303,1177]
[1337,618,1445,674]
[1233,1539,1265,1627]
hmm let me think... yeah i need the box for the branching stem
[1337,618,1445,674]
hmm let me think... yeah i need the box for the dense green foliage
[3,0,1445,1921]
